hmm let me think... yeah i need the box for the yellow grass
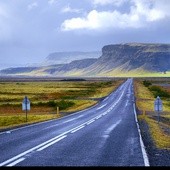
[90,81,123,98]
[0,114,61,130]
[0,79,123,130]
[64,100,97,112]
[135,79,170,150]
[138,115,170,149]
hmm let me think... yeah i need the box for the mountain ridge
[1,43,170,77]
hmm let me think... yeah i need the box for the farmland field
[0,78,124,130]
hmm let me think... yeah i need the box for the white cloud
[61,10,141,31]
[131,0,167,22]
[27,2,38,11]
[61,0,170,31]
[92,0,126,6]
[61,4,82,13]
[48,0,57,5]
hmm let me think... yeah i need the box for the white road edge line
[133,103,150,167]
[0,78,129,136]
[96,104,107,110]
[0,79,130,166]
[103,97,108,101]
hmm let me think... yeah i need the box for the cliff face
[1,43,170,77]
[77,43,170,76]
[99,43,170,72]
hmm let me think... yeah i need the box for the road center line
[71,126,85,133]
[0,133,67,167]
[86,119,95,125]
[37,135,67,151]
[6,158,25,167]
[0,80,130,167]
[125,100,129,107]
[105,119,122,134]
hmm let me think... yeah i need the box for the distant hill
[1,43,170,77]
[42,51,101,65]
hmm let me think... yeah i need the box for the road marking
[0,79,131,166]
[37,135,67,151]
[102,111,107,116]
[105,119,122,134]
[0,133,67,167]
[103,97,108,101]
[63,117,78,123]
[133,103,150,167]
[6,158,25,167]
[71,126,85,133]
[86,119,95,125]
[43,124,59,130]
[6,131,11,134]
[96,115,102,119]
[96,104,107,110]
[125,100,129,107]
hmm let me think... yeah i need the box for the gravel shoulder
[138,118,170,166]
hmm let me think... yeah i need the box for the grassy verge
[0,79,123,130]
[0,114,61,131]
[134,79,170,150]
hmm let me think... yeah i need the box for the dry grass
[138,115,170,149]
[135,79,170,150]
[0,79,122,130]
[0,114,61,131]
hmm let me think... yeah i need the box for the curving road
[0,78,149,166]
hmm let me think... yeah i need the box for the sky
[0,0,170,69]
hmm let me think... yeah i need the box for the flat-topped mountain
[43,51,101,65]
[81,43,170,76]
[1,43,170,77]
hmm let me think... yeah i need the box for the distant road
[0,78,149,166]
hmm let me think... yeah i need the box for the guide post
[154,96,163,123]
[22,96,30,122]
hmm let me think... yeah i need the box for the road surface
[0,78,149,166]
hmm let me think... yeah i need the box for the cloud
[61,0,170,31]
[61,4,82,13]
[0,4,11,40]
[48,0,58,5]
[61,10,141,31]
[27,2,38,11]
[92,0,126,6]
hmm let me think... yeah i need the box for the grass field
[1,77,169,150]
[0,79,124,130]
[134,78,170,149]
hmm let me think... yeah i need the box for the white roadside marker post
[154,96,163,123]
[22,96,30,122]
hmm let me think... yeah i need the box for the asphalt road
[0,78,150,167]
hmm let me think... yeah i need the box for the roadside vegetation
[134,79,170,149]
[0,79,124,130]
